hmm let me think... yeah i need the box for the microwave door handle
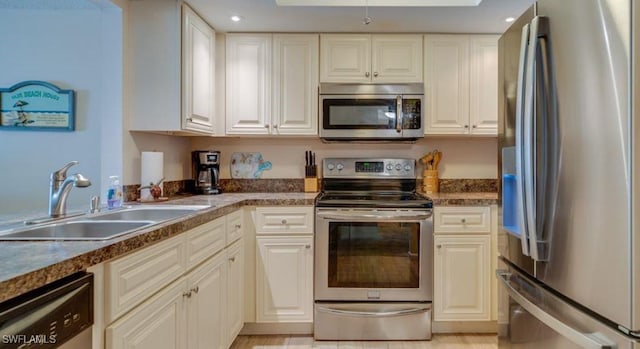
[396,95,403,134]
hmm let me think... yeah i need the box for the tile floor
[230,335,497,349]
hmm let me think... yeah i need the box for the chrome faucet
[48,161,91,217]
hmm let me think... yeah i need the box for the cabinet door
[226,34,272,134]
[226,239,245,346]
[187,253,226,349]
[182,4,215,134]
[424,35,470,135]
[469,35,498,135]
[272,34,319,135]
[256,236,313,322]
[226,209,243,246]
[371,35,423,83]
[320,34,371,83]
[434,235,491,321]
[106,279,188,349]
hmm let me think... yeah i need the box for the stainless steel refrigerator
[497,1,640,348]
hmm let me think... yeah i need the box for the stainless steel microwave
[319,83,424,141]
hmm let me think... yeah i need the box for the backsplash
[124,178,497,201]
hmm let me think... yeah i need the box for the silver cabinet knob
[437,244,442,249]
[464,125,469,129]
[191,286,199,294]
[264,124,269,128]
[461,218,467,223]
[373,72,379,77]
[183,291,192,298]
[273,125,278,128]
[305,244,311,249]
[229,256,236,262]
[472,125,477,128]
[235,224,241,229]
[365,72,370,78]
[281,219,288,224]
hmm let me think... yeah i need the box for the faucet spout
[48,162,91,218]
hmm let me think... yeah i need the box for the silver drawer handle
[316,306,428,318]
[497,271,615,349]
[183,291,192,298]
[319,213,432,221]
[191,286,199,294]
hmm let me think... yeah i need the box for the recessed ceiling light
[231,15,243,22]
[505,17,515,23]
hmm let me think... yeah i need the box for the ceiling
[187,0,534,34]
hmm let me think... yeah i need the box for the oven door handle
[317,212,432,221]
[316,306,428,318]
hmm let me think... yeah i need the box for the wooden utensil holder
[423,170,439,194]
[304,177,318,192]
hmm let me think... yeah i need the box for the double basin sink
[0,205,210,241]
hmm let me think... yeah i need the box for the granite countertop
[0,191,496,303]
[0,193,316,303]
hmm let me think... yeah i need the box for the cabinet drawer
[226,209,243,245]
[105,235,187,323]
[434,206,491,233]
[255,206,314,235]
[186,216,226,270]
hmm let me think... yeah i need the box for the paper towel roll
[141,151,164,201]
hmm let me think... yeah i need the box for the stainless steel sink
[0,220,155,241]
[85,205,209,222]
[0,205,211,241]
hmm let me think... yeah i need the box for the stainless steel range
[314,158,433,340]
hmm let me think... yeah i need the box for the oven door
[315,208,433,302]
[319,95,423,140]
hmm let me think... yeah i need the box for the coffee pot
[192,151,221,194]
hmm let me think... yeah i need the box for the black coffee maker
[192,151,221,194]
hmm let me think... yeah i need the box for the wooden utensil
[421,152,434,170]
[434,151,442,170]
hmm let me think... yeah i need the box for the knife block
[423,170,439,194]
[304,177,318,193]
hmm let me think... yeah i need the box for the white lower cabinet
[106,278,188,349]
[226,239,245,345]
[104,209,245,349]
[433,234,491,321]
[256,236,313,322]
[187,252,227,349]
[433,206,494,327]
[254,206,314,323]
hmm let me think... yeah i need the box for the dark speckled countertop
[0,191,497,303]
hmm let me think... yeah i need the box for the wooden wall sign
[0,81,75,131]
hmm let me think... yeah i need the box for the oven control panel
[323,158,415,178]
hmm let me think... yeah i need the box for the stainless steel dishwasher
[0,272,93,349]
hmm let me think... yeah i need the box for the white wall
[190,137,498,179]
[0,6,122,215]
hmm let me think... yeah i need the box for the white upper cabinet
[272,34,319,135]
[225,34,272,135]
[226,34,319,135]
[424,34,498,136]
[320,34,423,83]
[182,4,216,133]
[129,0,216,135]
[469,36,499,135]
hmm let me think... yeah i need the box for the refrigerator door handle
[523,16,551,261]
[515,22,532,256]
[497,271,616,349]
